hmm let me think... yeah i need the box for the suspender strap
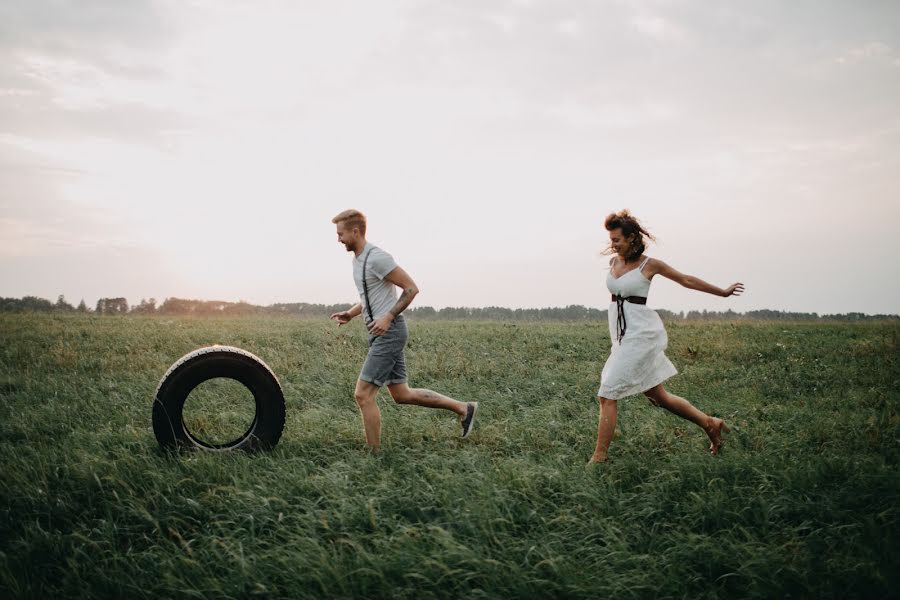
[362,248,374,323]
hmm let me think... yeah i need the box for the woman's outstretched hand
[723,283,745,297]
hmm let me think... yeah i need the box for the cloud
[0,241,179,307]
[836,41,899,66]
[1,0,899,312]
[0,1,185,150]
[0,217,138,258]
[546,99,677,128]
[0,0,171,55]
[556,19,580,37]
[630,14,688,43]
[0,218,64,257]
[485,13,518,34]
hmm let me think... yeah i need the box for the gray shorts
[360,315,408,387]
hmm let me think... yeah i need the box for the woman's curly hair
[604,210,655,262]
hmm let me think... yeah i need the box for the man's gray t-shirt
[353,243,399,323]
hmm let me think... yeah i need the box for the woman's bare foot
[704,417,730,456]
[587,454,608,465]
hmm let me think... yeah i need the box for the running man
[330,209,478,450]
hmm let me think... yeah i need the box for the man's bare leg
[354,379,382,449]
[386,383,467,417]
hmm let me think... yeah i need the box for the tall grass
[0,314,897,598]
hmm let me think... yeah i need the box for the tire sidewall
[152,347,285,452]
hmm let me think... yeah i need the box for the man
[330,209,477,450]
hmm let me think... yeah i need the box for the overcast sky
[1,0,898,315]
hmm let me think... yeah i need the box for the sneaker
[460,402,478,438]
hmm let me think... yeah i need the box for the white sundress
[599,256,677,399]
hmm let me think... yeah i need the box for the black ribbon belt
[611,294,647,343]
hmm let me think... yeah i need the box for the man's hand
[330,310,354,325]
[367,314,394,336]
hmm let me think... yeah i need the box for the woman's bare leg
[590,397,618,463]
[643,383,730,455]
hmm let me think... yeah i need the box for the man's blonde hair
[332,209,367,235]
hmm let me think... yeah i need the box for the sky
[1,0,898,315]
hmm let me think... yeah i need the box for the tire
[152,345,285,451]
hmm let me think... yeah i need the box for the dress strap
[639,256,650,270]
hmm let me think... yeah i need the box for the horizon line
[1,294,897,318]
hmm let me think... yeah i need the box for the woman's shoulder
[642,256,671,277]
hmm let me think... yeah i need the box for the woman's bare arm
[651,259,744,297]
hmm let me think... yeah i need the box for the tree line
[0,295,896,322]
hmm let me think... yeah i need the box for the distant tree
[3,293,892,321]
[55,295,74,312]
[96,297,128,315]
[21,296,54,312]
[159,297,189,315]
[0,297,23,311]
[222,301,256,316]
[409,306,437,318]
[132,298,157,315]
[656,309,682,321]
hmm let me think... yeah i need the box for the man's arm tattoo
[389,287,417,318]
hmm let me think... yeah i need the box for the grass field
[1,313,898,599]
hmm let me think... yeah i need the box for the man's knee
[355,386,378,408]
[388,385,415,404]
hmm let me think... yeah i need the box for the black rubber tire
[152,345,285,451]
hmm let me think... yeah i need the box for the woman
[590,210,744,464]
